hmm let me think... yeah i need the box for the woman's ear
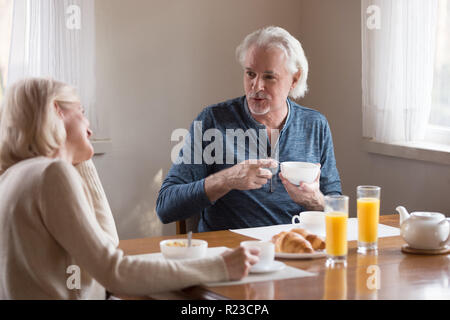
[53,102,64,119]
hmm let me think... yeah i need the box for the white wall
[93,0,450,240]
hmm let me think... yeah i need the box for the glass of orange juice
[324,195,349,267]
[357,186,381,254]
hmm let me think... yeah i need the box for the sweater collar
[243,96,292,133]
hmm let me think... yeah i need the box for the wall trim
[92,139,112,155]
[362,138,450,166]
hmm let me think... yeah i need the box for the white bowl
[280,161,320,185]
[160,239,208,260]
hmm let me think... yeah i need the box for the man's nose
[252,75,264,91]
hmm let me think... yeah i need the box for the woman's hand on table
[221,246,260,281]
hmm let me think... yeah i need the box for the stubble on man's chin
[248,104,270,116]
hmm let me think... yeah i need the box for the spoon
[187,231,192,247]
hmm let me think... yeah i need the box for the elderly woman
[0,78,259,299]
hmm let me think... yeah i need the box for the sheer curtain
[7,0,97,134]
[362,0,438,143]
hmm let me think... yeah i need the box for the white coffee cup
[240,241,275,269]
[291,211,325,233]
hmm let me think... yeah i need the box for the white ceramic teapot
[396,206,450,250]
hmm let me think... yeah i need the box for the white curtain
[7,0,97,134]
[362,0,438,143]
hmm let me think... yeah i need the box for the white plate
[250,261,286,274]
[275,250,327,260]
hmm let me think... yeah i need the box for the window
[426,0,450,146]
[362,0,450,165]
[0,0,13,102]
[0,0,110,153]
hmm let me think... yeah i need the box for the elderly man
[157,26,341,232]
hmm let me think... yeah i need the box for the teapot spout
[396,206,410,226]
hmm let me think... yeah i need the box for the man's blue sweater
[156,96,342,231]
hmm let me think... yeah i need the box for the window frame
[425,125,450,146]
[425,0,450,145]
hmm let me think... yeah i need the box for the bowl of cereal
[159,239,208,260]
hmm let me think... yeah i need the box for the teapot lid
[411,212,445,220]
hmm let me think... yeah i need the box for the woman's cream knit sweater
[0,157,228,299]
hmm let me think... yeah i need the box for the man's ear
[54,102,64,118]
[291,69,301,90]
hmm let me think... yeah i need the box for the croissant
[271,231,314,253]
[291,228,326,251]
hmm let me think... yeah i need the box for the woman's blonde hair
[0,78,80,173]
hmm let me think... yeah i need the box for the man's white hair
[236,26,309,99]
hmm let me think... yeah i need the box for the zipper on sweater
[268,132,281,193]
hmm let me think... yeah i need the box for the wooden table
[118,215,450,300]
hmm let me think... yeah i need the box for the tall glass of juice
[324,195,349,267]
[357,186,381,254]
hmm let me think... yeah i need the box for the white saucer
[249,261,286,274]
[275,250,327,260]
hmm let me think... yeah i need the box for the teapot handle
[439,218,450,248]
